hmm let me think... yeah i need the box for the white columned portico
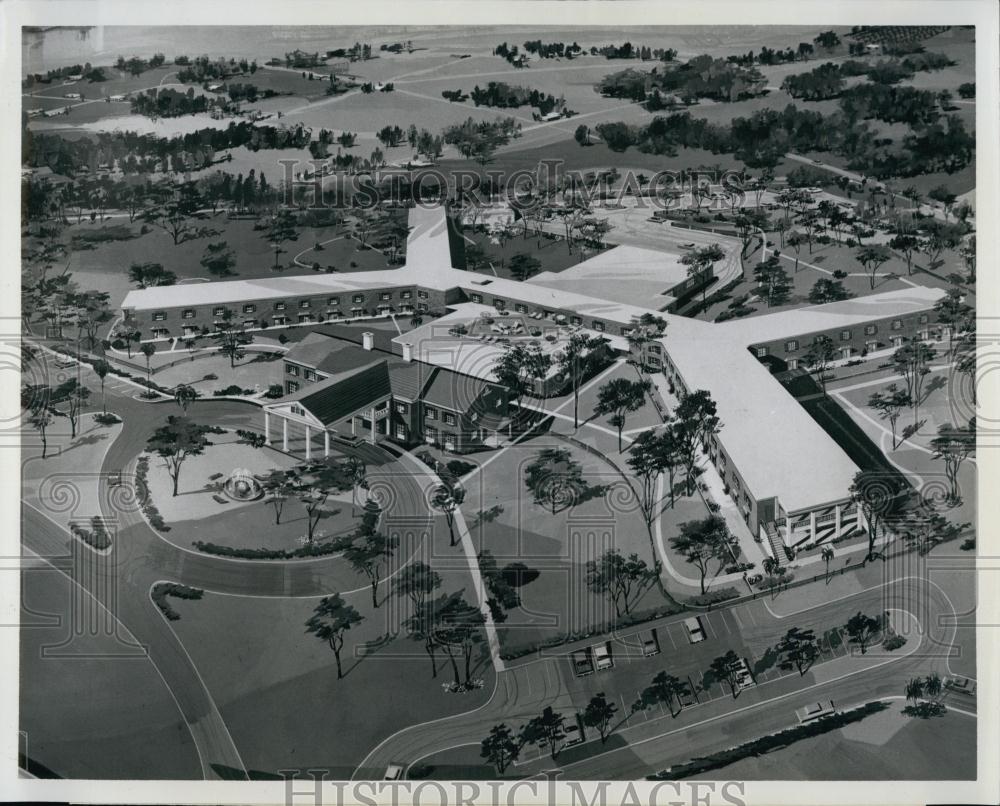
[305,424,312,460]
[282,418,288,452]
[324,430,330,457]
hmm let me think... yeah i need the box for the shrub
[265,383,284,399]
[93,412,122,426]
[151,582,204,620]
[882,633,907,651]
[686,587,740,606]
[278,334,289,344]
[214,384,246,396]
[70,518,112,550]
[111,338,125,350]
[192,540,343,560]
[446,459,476,477]
[832,269,848,279]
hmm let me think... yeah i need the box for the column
[834,503,842,539]
[305,424,311,460]
[282,417,288,452]
[352,417,357,437]
[370,409,376,445]
[264,409,271,445]
[809,510,817,543]
[324,430,330,458]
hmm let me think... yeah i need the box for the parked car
[641,630,660,657]
[384,763,404,780]
[679,241,696,248]
[592,641,614,670]
[571,648,595,677]
[731,657,756,691]
[562,712,585,746]
[796,701,836,723]
[684,616,706,643]
[945,676,977,696]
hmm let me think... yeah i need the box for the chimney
[362,331,374,351]
[401,342,413,363]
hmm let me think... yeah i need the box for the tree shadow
[65,432,108,451]
[751,646,779,677]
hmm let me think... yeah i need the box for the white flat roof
[527,244,694,310]
[717,286,947,345]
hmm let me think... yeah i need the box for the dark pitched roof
[421,368,492,413]
[289,360,391,426]
[387,360,436,401]
[284,331,383,376]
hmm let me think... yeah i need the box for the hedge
[135,455,170,532]
[648,701,890,779]
[70,517,111,550]
[192,540,343,560]
[686,586,740,607]
[151,582,204,621]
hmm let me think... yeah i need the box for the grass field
[713,703,975,779]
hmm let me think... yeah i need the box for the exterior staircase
[763,521,785,567]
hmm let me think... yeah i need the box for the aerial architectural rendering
[12,15,989,796]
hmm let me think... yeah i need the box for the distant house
[63,92,82,100]
[539,110,564,122]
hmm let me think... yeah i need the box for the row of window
[774,315,931,353]
[424,405,457,425]
[152,289,434,321]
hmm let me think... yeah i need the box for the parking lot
[509,601,863,761]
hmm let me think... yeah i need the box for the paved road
[21,373,432,780]
[352,571,970,779]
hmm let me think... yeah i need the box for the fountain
[222,467,263,501]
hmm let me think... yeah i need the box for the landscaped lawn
[458,227,610,279]
[152,350,286,392]
[461,433,676,655]
[168,579,495,778]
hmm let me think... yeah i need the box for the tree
[637,671,690,717]
[574,124,591,146]
[930,422,975,504]
[259,468,295,525]
[807,278,851,304]
[925,672,943,699]
[264,209,298,270]
[520,706,566,760]
[892,342,936,423]
[672,389,721,494]
[140,342,157,385]
[556,332,607,428]
[628,426,684,529]
[431,482,466,546]
[753,255,792,307]
[200,240,237,278]
[959,235,976,284]
[305,593,363,679]
[523,447,587,514]
[508,253,541,281]
[850,470,897,561]
[393,561,442,612]
[889,232,922,275]
[776,627,820,675]
[24,384,54,459]
[92,359,110,414]
[928,185,957,219]
[821,545,835,582]
[173,383,199,413]
[803,335,837,395]
[480,724,520,774]
[582,692,618,743]
[287,458,354,542]
[146,416,215,496]
[595,377,650,452]
[340,521,398,609]
[708,650,743,699]
[855,244,893,290]
[669,515,734,595]
[844,611,881,654]
[69,290,113,352]
[679,243,726,303]
[868,383,911,449]
[212,308,253,368]
[626,313,667,375]
[141,182,208,245]
[933,287,973,355]
[585,549,657,617]
[493,342,551,436]
[52,379,91,439]
[905,677,925,705]
[128,262,177,289]
[432,593,486,688]
[786,230,805,272]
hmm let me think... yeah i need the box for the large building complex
[120,205,948,555]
